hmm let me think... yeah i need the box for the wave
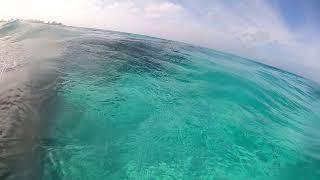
[0,21,320,179]
[0,20,62,179]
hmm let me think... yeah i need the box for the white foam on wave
[0,40,22,79]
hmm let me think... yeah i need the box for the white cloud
[144,2,183,18]
[0,0,319,81]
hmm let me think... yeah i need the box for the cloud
[144,2,183,18]
[0,0,319,82]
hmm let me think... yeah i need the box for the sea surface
[0,21,320,180]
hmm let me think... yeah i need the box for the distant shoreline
[0,19,64,26]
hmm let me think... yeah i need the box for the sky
[0,0,319,82]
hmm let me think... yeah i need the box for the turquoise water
[1,21,320,179]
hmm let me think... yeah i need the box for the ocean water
[0,21,320,180]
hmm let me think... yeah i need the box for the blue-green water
[0,21,320,179]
